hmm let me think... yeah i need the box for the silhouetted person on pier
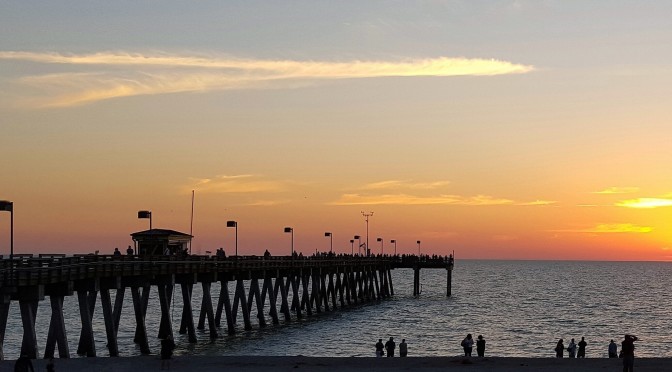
[578,336,587,358]
[461,334,473,357]
[216,248,226,258]
[609,339,618,358]
[14,353,34,372]
[567,338,577,358]
[113,247,121,256]
[621,334,638,372]
[160,335,176,370]
[375,339,384,357]
[399,339,408,357]
[555,339,564,358]
[385,337,396,357]
[46,358,54,372]
[476,335,486,357]
[126,245,133,255]
[264,249,271,258]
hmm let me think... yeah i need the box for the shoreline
[2,356,670,372]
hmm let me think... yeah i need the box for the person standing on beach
[577,337,587,358]
[14,353,34,372]
[567,338,577,358]
[399,339,408,357]
[555,339,564,358]
[461,334,474,357]
[375,339,384,357]
[385,337,396,357]
[476,335,486,357]
[621,334,638,372]
[160,335,176,370]
[609,339,618,358]
[46,357,54,372]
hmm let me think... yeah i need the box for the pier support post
[0,301,9,361]
[130,286,151,354]
[387,268,394,296]
[178,283,197,343]
[413,267,420,297]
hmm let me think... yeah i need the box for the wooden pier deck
[0,254,453,360]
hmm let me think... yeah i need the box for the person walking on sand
[399,339,408,357]
[375,339,384,357]
[567,338,577,358]
[555,339,565,358]
[609,339,618,358]
[577,337,587,358]
[476,335,486,357]
[160,335,176,370]
[461,334,474,357]
[14,353,34,372]
[621,334,638,372]
[385,337,396,357]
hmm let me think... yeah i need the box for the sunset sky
[2,1,672,260]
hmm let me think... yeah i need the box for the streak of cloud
[187,175,287,194]
[594,187,640,194]
[552,224,653,234]
[360,180,451,190]
[1,51,535,107]
[616,198,672,209]
[330,193,515,206]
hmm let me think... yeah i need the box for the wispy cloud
[331,193,515,206]
[517,200,557,206]
[187,175,287,194]
[616,198,672,209]
[360,180,451,190]
[553,223,653,234]
[594,187,640,194]
[1,51,534,107]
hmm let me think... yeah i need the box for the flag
[0,201,12,212]
[138,210,151,219]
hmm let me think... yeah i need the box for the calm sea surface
[3,260,671,359]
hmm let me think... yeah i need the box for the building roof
[130,229,193,239]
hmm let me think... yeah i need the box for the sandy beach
[2,356,671,372]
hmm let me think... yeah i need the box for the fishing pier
[0,253,453,360]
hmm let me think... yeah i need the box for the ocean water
[2,260,671,359]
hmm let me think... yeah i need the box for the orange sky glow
[2,2,672,261]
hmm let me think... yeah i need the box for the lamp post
[390,239,397,255]
[417,240,421,256]
[226,221,238,256]
[324,232,332,253]
[354,235,361,256]
[361,211,373,257]
[284,227,294,256]
[377,237,383,255]
[0,200,13,263]
[350,239,354,255]
[138,210,152,229]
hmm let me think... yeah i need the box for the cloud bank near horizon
[0,51,534,107]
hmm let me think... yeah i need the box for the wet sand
[1,356,670,372]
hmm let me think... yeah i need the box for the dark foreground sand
[2,356,670,372]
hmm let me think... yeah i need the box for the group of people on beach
[555,335,639,372]
[460,334,486,357]
[375,337,408,357]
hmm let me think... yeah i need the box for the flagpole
[189,190,195,254]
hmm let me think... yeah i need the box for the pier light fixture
[350,239,354,255]
[417,240,421,256]
[354,235,361,256]
[137,210,152,230]
[284,227,294,256]
[377,237,383,255]
[226,221,238,256]
[390,240,397,255]
[324,232,332,253]
[0,200,14,261]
